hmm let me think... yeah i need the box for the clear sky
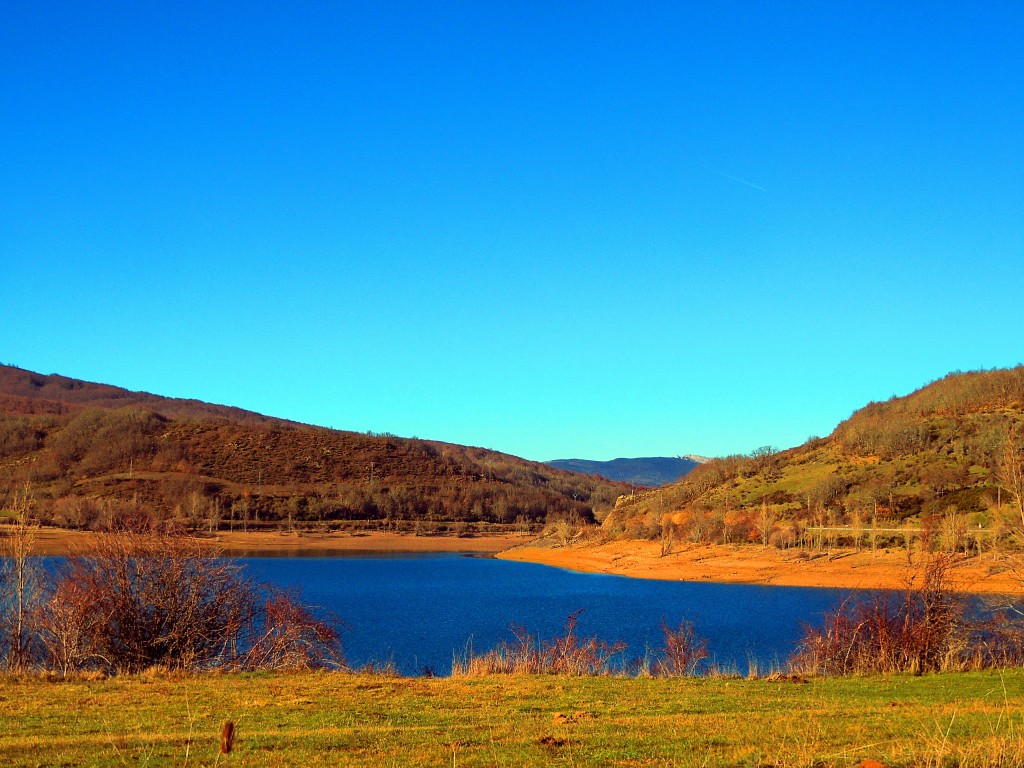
[2,2,1022,462]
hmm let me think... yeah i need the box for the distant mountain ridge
[546,456,701,487]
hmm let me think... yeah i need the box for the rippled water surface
[242,553,852,675]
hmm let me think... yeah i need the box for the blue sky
[2,2,1022,462]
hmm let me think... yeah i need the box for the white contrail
[717,171,767,192]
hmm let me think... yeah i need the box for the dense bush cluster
[791,556,1024,675]
[0,524,342,675]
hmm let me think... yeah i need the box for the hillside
[0,365,627,532]
[608,367,1024,550]
[546,456,700,486]
[0,365,290,424]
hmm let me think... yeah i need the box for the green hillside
[0,365,626,532]
[608,367,1024,550]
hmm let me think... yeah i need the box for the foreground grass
[3,670,1024,767]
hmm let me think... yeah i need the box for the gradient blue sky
[2,2,1022,462]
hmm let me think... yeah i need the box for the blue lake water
[241,553,853,676]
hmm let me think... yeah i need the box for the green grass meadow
[3,670,1024,767]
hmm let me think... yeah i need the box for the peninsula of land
[498,540,1024,595]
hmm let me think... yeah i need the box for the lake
[241,553,853,676]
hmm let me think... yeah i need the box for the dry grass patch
[2,670,1024,766]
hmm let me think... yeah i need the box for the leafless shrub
[452,610,626,676]
[44,530,257,673]
[650,620,709,676]
[790,556,972,675]
[24,527,342,675]
[241,588,344,671]
[35,575,108,675]
[659,519,676,557]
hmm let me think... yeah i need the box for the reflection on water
[241,553,854,676]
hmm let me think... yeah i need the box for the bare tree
[999,426,1024,532]
[549,510,581,546]
[659,517,675,557]
[756,499,777,548]
[0,485,41,671]
[36,574,108,676]
[750,445,780,479]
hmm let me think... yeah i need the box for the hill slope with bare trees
[608,367,1024,554]
[0,365,625,532]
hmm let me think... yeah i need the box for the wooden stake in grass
[220,721,235,755]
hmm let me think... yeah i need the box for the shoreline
[9,527,529,557]
[12,526,1024,594]
[498,539,1024,594]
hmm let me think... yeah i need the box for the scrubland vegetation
[452,613,709,678]
[789,555,1024,676]
[3,519,1024,765]
[450,553,1024,680]
[0,364,622,534]
[6,504,1024,681]
[8,363,1024,565]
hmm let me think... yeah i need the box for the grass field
[3,670,1024,767]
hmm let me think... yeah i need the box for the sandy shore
[210,530,528,556]
[499,540,1024,594]
[11,527,529,557]
[13,526,1024,593]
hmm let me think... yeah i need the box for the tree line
[0,406,622,532]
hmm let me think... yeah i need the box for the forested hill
[0,365,626,531]
[607,367,1024,545]
[546,456,700,487]
[0,364,290,425]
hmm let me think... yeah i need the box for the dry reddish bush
[29,527,342,675]
[453,610,626,676]
[790,556,979,675]
[241,589,343,671]
[35,576,107,675]
[44,530,257,673]
[652,620,709,676]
